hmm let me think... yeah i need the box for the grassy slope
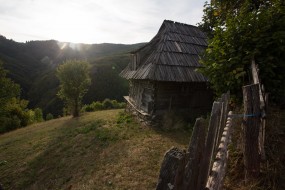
[0,109,191,190]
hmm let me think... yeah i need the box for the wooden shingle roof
[120,20,208,82]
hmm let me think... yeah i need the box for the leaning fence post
[242,84,261,181]
[198,101,222,189]
[182,118,207,190]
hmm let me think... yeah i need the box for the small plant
[116,112,133,124]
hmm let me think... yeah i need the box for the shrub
[82,99,126,112]
[92,101,104,110]
[46,113,54,120]
[34,108,44,122]
[102,99,113,109]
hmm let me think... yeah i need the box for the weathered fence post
[182,118,207,190]
[156,147,185,190]
[198,102,222,189]
[206,111,233,190]
[242,84,261,181]
[251,58,267,160]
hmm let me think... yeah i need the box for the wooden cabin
[120,20,212,124]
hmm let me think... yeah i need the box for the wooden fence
[156,92,232,190]
[241,58,267,181]
[155,56,269,189]
[156,58,268,189]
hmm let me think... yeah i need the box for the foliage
[34,108,44,122]
[0,61,31,133]
[82,99,126,112]
[116,111,133,124]
[56,60,91,117]
[0,36,142,116]
[45,113,54,120]
[0,61,20,104]
[199,0,285,102]
[0,98,31,133]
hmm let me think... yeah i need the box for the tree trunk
[73,98,79,117]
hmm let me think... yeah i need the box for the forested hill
[0,35,145,116]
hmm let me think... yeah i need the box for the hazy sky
[0,0,206,44]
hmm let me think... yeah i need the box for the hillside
[0,35,145,116]
[0,109,191,190]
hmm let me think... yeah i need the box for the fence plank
[251,59,266,160]
[206,111,233,190]
[242,84,261,181]
[182,118,207,190]
[198,102,222,189]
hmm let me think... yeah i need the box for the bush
[92,101,104,110]
[102,99,113,109]
[46,113,54,120]
[82,99,126,112]
[34,108,44,122]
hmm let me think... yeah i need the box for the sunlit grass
[0,109,191,190]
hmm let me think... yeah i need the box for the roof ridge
[163,19,199,28]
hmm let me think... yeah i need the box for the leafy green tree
[199,0,285,102]
[56,60,91,117]
[0,61,20,106]
[0,61,23,133]
[34,108,44,122]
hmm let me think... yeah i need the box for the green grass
[0,109,191,190]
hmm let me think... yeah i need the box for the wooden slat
[198,101,222,189]
[206,111,233,190]
[183,118,207,189]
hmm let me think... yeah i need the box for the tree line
[0,36,144,116]
[0,61,54,133]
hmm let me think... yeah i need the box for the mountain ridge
[0,35,146,116]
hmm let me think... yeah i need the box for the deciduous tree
[56,60,91,117]
[199,0,285,103]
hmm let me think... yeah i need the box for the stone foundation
[125,103,158,127]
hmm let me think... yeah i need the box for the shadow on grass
[8,111,193,190]
[15,117,125,190]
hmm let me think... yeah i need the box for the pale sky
[0,0,206,44]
